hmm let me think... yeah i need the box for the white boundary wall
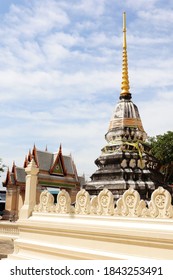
[1,159,173,260]
[7,212,173,260]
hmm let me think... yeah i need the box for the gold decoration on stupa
[120,12,130,97]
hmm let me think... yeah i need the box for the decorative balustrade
[33,186,173,219]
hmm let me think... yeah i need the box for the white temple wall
[1,159,173,260]
[6,211,173,260]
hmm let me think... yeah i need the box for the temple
[3,144,84,220]
[1,13,166,221]
[85,13,163,200]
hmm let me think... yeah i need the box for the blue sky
[0,0,173,185]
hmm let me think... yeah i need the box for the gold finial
[120,12,131,98]
[123,12,126,48]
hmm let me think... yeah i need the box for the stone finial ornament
[148,186,173,218]
[34,190,55,212]
[75,189,90,214]
[56,189,74,214]
[25,158,39,174]
[97,188,114,215]
[115,187,147,217]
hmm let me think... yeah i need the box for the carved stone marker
[148,186,173,218]
[75,189,90,214]
[56,190,74,214]
[34,190,55,212]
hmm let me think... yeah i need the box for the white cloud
[3,1,70,38]
[130,67,173,90]
[139,98,173,137]
[73,0,106,17]
[127,34,171,46]
[122,0,158,10]
[0,69,118,103]
[138,8,173,26]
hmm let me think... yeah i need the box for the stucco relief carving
[148,187,173,218]
[75,189,90,214]
[97,188,114,215]
[56,189,74,214]
[33,186,173,219]
[115,187,147,217]
[129,159,136,168]
[90,196,98,214]
[34,190,55,212]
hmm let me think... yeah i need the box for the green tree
[0,158,5,176]
[148,131,173,184]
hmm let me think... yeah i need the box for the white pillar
[19,159,39,220]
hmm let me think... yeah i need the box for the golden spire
[120,12,131,98]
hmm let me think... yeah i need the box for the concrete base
[8,213,173,260]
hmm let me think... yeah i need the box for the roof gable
[50,145,67,176]
[3,168,12,186]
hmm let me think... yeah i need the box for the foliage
[148,131,173,184]
[0,158,5,176]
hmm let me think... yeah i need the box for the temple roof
[3,145,82,188]
[36,150,53,171]
[15,167,26,183]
